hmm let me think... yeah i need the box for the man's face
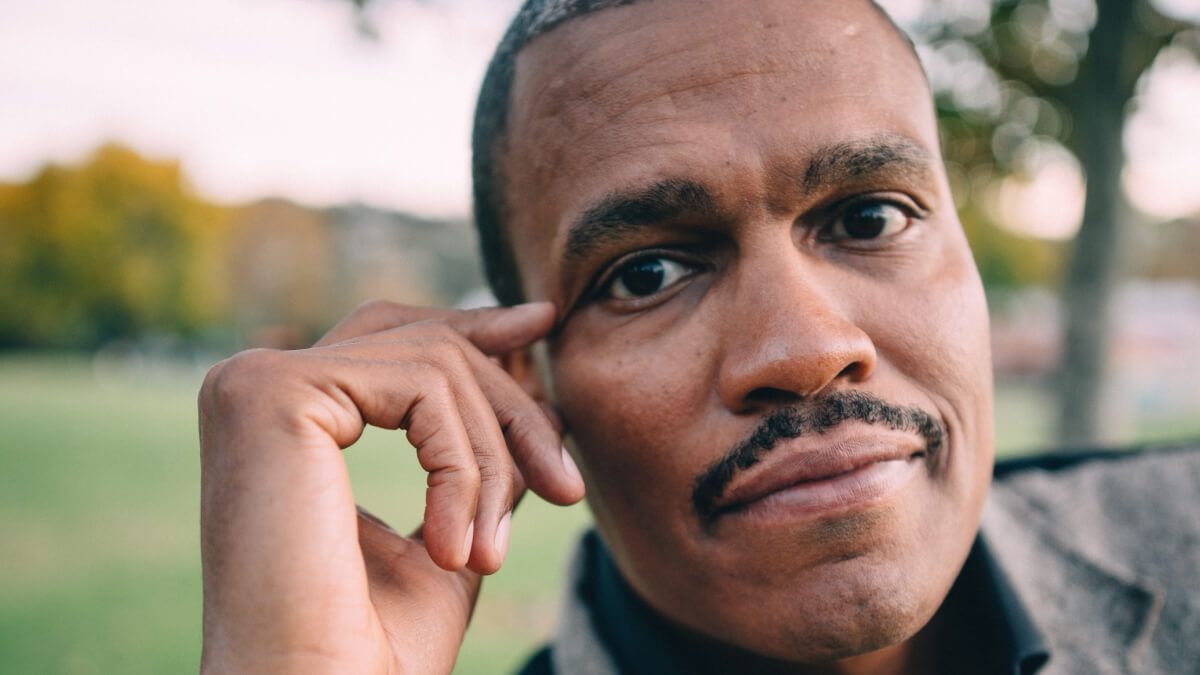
[502,0,994,662]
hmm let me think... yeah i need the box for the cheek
[549,319,715,547]
[868,233,994,522]
[876,231,992,428]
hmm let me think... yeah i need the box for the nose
[715,256,878,414]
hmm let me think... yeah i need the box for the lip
[711,429,928,525]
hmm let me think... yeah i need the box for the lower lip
[718,457,923,527]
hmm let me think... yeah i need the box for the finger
[315,299,438,347]
[393,368,482,571]
[316,300,555,353]
[341,332,523,573]
[344,325,580,505]
[438,357,520,575]
[442,302,556,355]
[308,331,534,572]
[355,507,481,675]
[356,506,481,602]
[459,346,585,506]
[539,402,567,436]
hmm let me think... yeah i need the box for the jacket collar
[980,489,1165,674]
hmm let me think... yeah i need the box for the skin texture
[197,1,994,673]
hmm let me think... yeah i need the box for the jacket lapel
[982,491,1165,675]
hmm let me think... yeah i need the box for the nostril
[744,387,804,408]
[838,361,868,382]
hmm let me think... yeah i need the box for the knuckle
[503,414,543,458]
[415,317,461,341]
[352,298,401,319]
[431,462,482,494]
[477,455,514,486]
[418,361,455,397]
[416,331,471,370]
[201,348,283,406]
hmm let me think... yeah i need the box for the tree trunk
[1055,0,1137,447]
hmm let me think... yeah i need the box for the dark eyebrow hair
[563,178,717,265]
[561,136,933,266]
[803,134,934,191]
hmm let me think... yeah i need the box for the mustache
[691,391,945,521]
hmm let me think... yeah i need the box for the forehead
[502,0,937,296]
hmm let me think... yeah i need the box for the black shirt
[518,531,1049,675]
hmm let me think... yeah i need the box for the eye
[828,201,911,240]
[606,255,693,300]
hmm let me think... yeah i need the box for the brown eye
[608,256,691,300]
[830,202,910,240]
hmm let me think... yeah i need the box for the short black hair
[470,0,917,306]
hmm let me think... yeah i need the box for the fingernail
[494,512,512,561]
[561,445,582,484]
[462,520,475,563]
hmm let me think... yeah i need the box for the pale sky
[0,0,520,217]
[1,0,1198,224]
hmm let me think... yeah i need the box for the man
[197,0,1200,673]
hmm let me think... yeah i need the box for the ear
[499,345,548,403]
[502,342,568,437]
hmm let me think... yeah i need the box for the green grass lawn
[0,354,1195,674]
[0,354,589,674]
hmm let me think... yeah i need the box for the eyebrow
[561,134,934,266]
[802,134,933,191]
[563,178,718,266]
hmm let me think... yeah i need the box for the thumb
[356,508,482,670]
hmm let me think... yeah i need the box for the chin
[774,567,941,662]
[618,482,973,666]
[690,545,949,664]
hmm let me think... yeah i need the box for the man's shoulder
[991,440,1200,513]
[989,441,1200,554]
[984,442,1200,673]
[992,440,1200,483]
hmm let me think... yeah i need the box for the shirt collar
[940,535,1050,675]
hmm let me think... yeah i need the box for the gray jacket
[546,447,1200,675]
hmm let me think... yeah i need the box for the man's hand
[197,301,585,674]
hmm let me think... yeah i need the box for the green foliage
[0,145,230,348]
[961,205,1065,288]
[912,0,1199,291]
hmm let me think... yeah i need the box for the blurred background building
[1,0,1198,673]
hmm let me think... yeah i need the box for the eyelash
[584,194,926,305]
[591,248,703,303]
[818,195,923,242]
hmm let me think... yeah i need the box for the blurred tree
[909,0,1198,445]
[0,144,230,348]
[226,199,335,348]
